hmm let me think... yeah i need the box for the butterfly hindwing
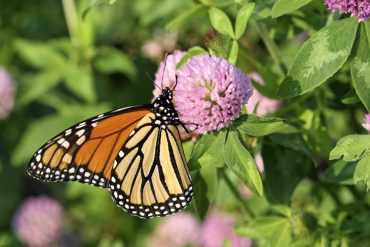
[27,105,151,188]
[109,112,193,219]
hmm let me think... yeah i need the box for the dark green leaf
[234,3,255,40]
[321,160,356,185]
[165,4,206,32]
[277,18,358,98]
[224,130,263,196]
[341,88,361,105]
[271,0,312,18]
[354,155,370,190]
[351,24,370,111]
[329,134,370,161]
[269,132,317,165]
[235,114,287,136]
[208,7,234,38]
[94,46,137,80]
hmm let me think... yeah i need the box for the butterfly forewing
[27,106,150,188]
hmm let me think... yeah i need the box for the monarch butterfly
[27,87,193,219]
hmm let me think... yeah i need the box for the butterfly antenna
[161,53,170,90]
[146,72,161,90]
[174,74,178,90]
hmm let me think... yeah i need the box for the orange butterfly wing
[27,106,151,187]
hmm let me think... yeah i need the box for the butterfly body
[27,88,193,219]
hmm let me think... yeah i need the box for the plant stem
[221,170,255,219]
[62,0,79,46]
[251,21,288,75]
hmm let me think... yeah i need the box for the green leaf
[271,0,312,18]
[235,114,287,136]
[63,66,96,102]
[94,46,137,80]
[12,105,110,166]
[192,164,218,219]
[176,46,208,69]
[14,39,65,69]
[269,133,317,165]
[354,155,370,190]
[329,134,370,161]
[228,40,238,64]
[224,130,263,196]
[208,7,234,38]
[341,88,361,105]
[351,24,370,112]
[165,4,206,32]
[189,131,226,170]
[236,216,291,247]
[277,18,358,98]
[321,160,356,185]
[234,3,255,40]
[17,71,62,106]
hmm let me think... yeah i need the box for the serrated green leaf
[228,40,238,64]
[208,7,234,38]
[224,130,263,196]
[277,18,358,98]
[354,155,370,190]
[271,0,312,18]
[341,88,361,105]
[329,134,370,161]
[235,114,287,136]
[321,160,356,185]
[176,46,208,69]
[234,3,255,40]
[351,24,370,112]
[165,4,206,32]
[94,46,137,80]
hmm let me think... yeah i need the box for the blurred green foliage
[1,0,370,246]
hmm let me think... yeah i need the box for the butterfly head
[152,87,179,125]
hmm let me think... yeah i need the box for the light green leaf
[63,66,96,103]
[329,135,370,161]
[94,46,137,80]
[271,0,312,18]
[18,71,62,106]
[322,160,356,185]
[224,130,263,196]
[199,0,234,7]
[277,18,358,98]
[236,216,291,246]
[235,114,287,136]
[341,88,361,105]
[176,46,208,69]
[354,155,370,190]
[190,131,226,170]
[228,40,238,64]
[14,39,65,69]
[365,22,370,47]
[166,4,206,32]
[351,24,370,112]
[234,3,255,40]
[208,7,234,38]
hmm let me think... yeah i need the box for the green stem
[251,21,288,75]
[62,0,79,46]
[221,170,255,219]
